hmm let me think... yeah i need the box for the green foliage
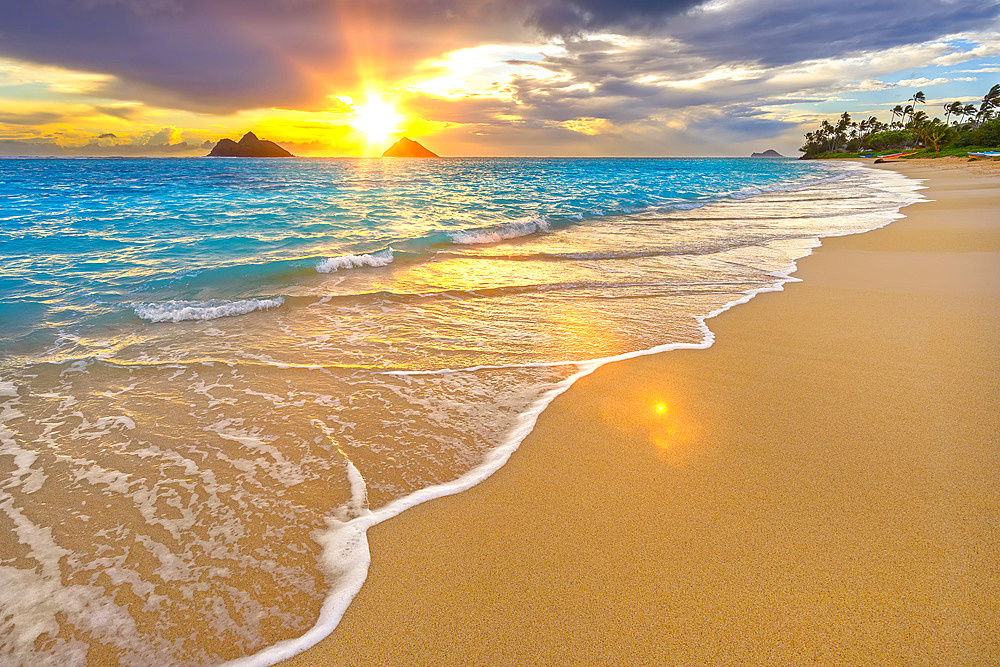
[865,130,910,150]
[799,83,999,158]
[806,145,997,160]
[957,118,1000,147]
[917,118,954,155]
[917,144,998,158]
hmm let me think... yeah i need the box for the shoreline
[239,161,883,667]
[279,159,1000,664]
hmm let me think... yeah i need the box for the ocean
[0,157,922,664]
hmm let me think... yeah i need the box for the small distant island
[750,149,785,158]
[207,132,294,157]
[381,137,439,158]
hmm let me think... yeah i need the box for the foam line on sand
[280,158,999,665]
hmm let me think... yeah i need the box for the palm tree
[962,104,977,127]
[890,104,904,127]
[849,122,860,150]
[984,83,1000,110]
[908,110,928,128]
[979,84,1000,124]
[820,119,835,151]
[902,91,925,126]
[901,104,914,126]
[918,118,952,157]
[975,104,992,128]
[801,131,820,156]
[944,101,963,126]
[858,116,879,150]
[905,110,928,148]
[833,112,852,152]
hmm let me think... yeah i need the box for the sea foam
[134,298,284,323]
[0,158,927,667]
[316,248,394,273]
[228,163,927,667]
[448,217,550,244]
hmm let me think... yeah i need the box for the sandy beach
[5,2,1000,661]
[283,159,1000,664]
[279,158,1000,664]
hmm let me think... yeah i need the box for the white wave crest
[316,248,394,273]
[729,172,848,200]
[134,298,284,323]
[447,217,549,245]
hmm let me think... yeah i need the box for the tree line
[799,84,1000,157]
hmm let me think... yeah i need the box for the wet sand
[284,159,1000,664]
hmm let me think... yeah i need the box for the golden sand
[284,160,1000,665]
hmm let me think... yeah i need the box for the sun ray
[350,95,402,146]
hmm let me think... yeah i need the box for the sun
[351,96,402,144]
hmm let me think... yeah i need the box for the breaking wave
[133,297,285,322]
[316,248,395,273]
[447,217,550,245]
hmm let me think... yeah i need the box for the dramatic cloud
[528,0,702,34]
[2,0,996,113]
[671,0,1000,66]
[0,111,67,125]
[0,136,204,157]
[0,0,998,155]
[93,105,142,120]
[0,0,533,112]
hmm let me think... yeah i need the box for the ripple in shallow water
[0,159,923,663]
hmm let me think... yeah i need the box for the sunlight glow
[406,43,567,98]
[351,96,402,143]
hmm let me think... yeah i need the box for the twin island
[210,134,783,160]
[207,133,439,158]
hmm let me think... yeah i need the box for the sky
[0,0,998,157]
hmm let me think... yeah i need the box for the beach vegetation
[906,90,926,123]
[916,118,954,156]
[889,104,904,127]
[799,83,1000,158]
[943,101,963,125]
[961,103,978,126]
[955,117,1000,147]
[799,144,998,160]
[864,130,910,150]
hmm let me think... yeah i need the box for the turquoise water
[3,157,832,355]
[0,158,921,664]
